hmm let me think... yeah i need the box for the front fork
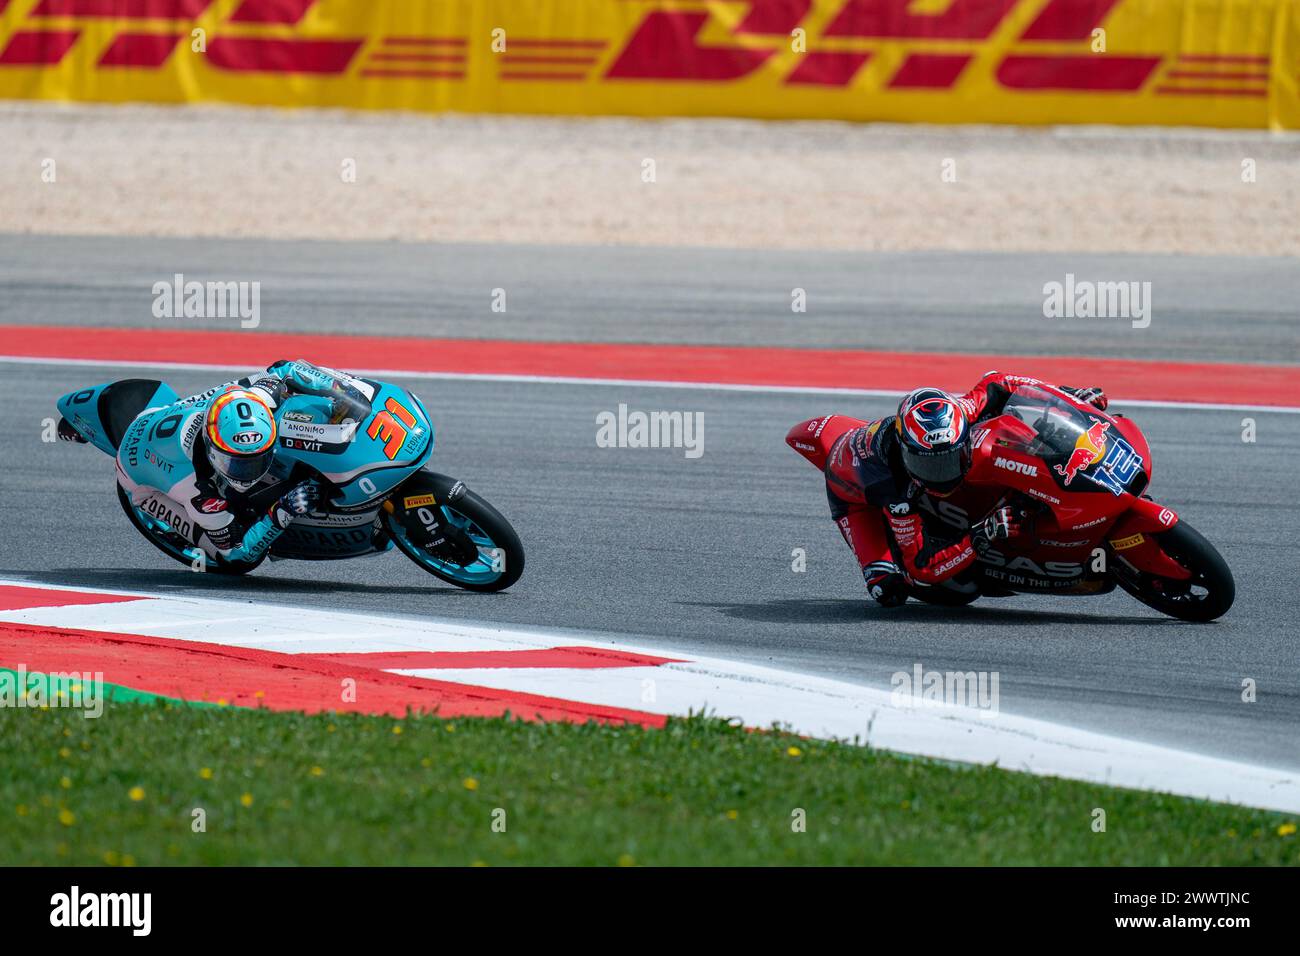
[382,474,477,563]
[1106,497,1191,580]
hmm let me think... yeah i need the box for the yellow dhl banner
[1,0,1298,129]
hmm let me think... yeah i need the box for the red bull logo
[1055,420,1110,485]
[1054,419,1144,495]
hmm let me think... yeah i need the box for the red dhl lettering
[606,0,1155,91]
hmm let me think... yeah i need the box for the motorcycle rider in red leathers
[801,371,1108,608]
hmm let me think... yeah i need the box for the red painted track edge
[304,646,687,669]
[0,621,667,726]
[3,324,1298,407]
[0,584,149,612]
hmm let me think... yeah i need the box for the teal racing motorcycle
[55,376,524,592]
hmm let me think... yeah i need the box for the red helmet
[895,388,971,494]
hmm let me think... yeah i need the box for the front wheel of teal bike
[382,481,524,593]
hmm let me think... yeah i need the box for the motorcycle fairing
[785,415,867,471]
[940,408,1139,593]
[57,379,179,456]
[981,387,1151,497]
[1105,496,1190,580]
[273,383,434,508]
[270,507,386,560]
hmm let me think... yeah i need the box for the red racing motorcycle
[788,383,1235,622]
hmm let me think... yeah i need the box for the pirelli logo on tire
[0,0,1296,129]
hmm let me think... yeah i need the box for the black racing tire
[1111,520,1234,623]
[383,478,524,593]
[117,485,261,576]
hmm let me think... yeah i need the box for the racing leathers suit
[114,360,372,566]
[825,371,1108,606]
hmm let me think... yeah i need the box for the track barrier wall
[1,0,1297,128]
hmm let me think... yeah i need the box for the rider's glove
[327,386,373,426]
[248,375,288,408]
[971,506,1023,558]
[1061,385,1108,411]
[864,561,909,608]
[278,361,371,424]
[269,480,320,530]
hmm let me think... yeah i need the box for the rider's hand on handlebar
[328,391,373,425]
[249,375,288,407]
[280,367,370,424]
[971,505,1023,557]
[1062,385,1108,411]
[270,481,320,529]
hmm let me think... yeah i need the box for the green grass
[1,697,1296,866]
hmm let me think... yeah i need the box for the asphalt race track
[5,234,1300,363]
[2,236,1298,772]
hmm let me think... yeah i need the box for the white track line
[3,354,1299,414]
[2,579,1297,814]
